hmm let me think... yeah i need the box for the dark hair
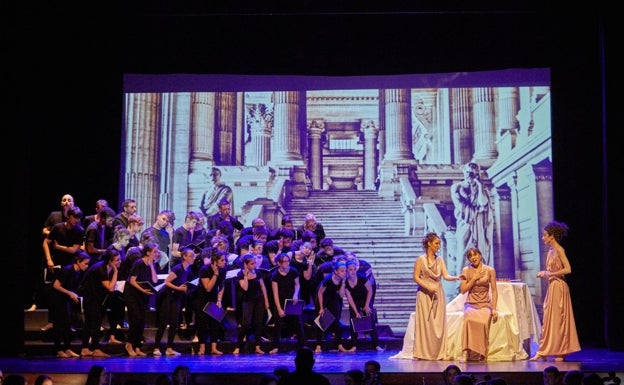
[34,374,53,385]
[320,238,334,247]
[242,254,255,266]
[273,365,289,377]
[544,220,569,242]
[142,242,159,256]
[454,374,475,385]
[104,248,121,263]
[464,247,482,260]
[67,206,83,220]
[582,373,603,385]
[364,360,381,372]
[85,365,107,385]
[279,228,294,239]
[301,230,316,242]
[294,347,315,371]
[422,232,439,249]
[218,220,234,236]
[99,207,116,220]
[257,374,278,385]
[443,364,461,377]
[3,375,27,385]
[543,366,560,375]
[275,252,290,265]
[333,261,346,271]
[211,249,227,264]
[345,369,365,384]
[172,365,190,385]
[253,227,269,236]
[563,370,584,385]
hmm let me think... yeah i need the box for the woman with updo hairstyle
[530,220,580,362]
[412,232,460,360]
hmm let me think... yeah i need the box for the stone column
[451,88,473,165]
[245,103,272,167]
[235,92,244,166]
[271,91,303,163]
[493,183,515,280]
[496,87,519,136]
[378,88,415,197]
[191,92,216,161]
[534,162,554,301]
[215,92,237,165]
[189,92,217,215]
[124,92,163,223]
[382,89,413,161]
[169,92,192,217]
[377,90,386,161]
[307,120,324,190]
[361,120,379,190]
[472,87,498,168]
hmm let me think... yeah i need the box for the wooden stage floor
[2,345,623,385]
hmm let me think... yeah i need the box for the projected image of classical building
[122,81,551,334]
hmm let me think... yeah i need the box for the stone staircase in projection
[286,189,421,335]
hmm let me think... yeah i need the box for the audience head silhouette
[294,347,315,372]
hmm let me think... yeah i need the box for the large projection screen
[122,68,551,332]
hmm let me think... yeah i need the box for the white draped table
[390,281,542,361]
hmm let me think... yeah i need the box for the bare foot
[210,350,223,355]
[92,349,111,358]
[314,345,322,354]
[232,348,240,355]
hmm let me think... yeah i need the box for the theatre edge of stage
[391,280,542,361]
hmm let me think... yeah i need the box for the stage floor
[2,346,623,385]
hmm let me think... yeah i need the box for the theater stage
[2,346,623,385]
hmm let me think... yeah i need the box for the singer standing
[412,232,460,360]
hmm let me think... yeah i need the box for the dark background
[7,2,620,356]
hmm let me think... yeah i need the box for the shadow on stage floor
[2,345,623,385]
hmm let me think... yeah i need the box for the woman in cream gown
[412,232,460,360]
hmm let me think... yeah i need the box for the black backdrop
[8,3,620,356]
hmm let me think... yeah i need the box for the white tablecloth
[390,281,542,361]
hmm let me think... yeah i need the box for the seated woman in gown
[459,247,498,362]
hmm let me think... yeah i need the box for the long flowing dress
[462,265,494,359]
[535,249,581,357]
[413,255,448,360]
